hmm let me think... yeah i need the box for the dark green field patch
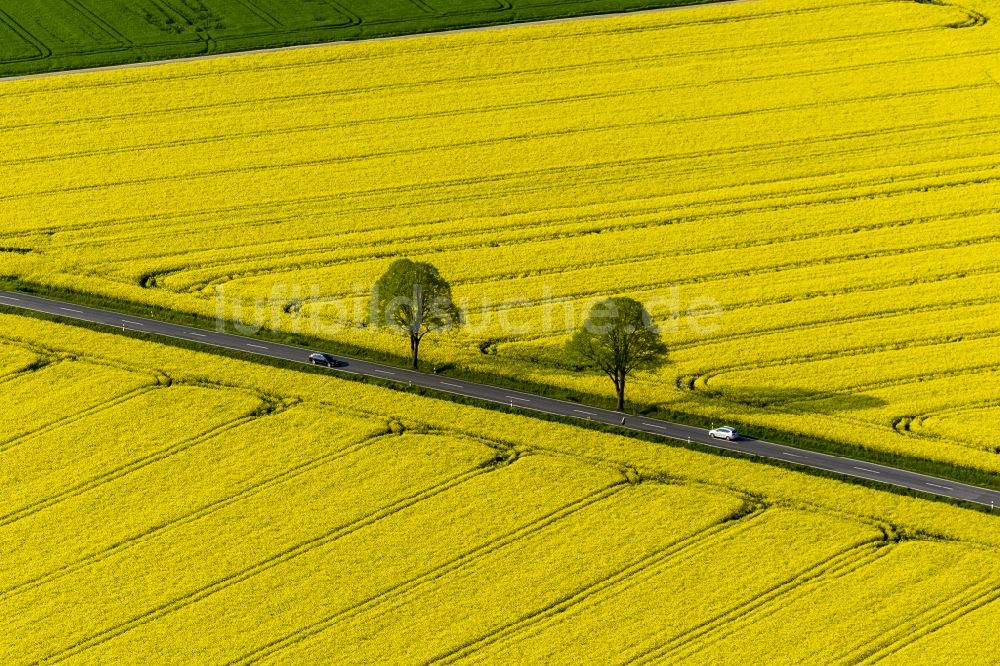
[0,0,721,78]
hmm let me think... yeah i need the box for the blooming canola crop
[2,0,1000,474]
[1,313,1000,662]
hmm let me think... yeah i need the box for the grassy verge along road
[3,289,1000,509]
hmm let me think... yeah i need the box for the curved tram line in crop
[1,0,999,475]
[3,316,1000,661]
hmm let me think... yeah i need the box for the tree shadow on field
[697,385,886,415]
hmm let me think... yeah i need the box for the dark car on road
[308,352,345,368]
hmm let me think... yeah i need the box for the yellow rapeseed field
[2,0,1000,475]
[1,312,1000,663]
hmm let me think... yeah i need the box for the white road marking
[2,294,990,507]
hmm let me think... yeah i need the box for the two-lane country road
[4,290,1000,508]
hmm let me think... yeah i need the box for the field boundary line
[1,0,892,86]
[0,0,934,93]
[4,20,945,124]
[7,288,1000,506]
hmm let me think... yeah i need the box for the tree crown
[370,259,461,339]
[566,296,668,379]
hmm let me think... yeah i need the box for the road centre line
[5,291,1000,508]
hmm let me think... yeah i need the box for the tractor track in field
[628,540,895,664]
[125,156,1000,297]
[837,577,1000,664]
[0,0,959,88]
[225,480,636,665]
[57,120,1000,287]
[426,504,770,664]
[2,80,991,202]
[0,409,265,530]
[40,458,507,663]
[6,289,1000,515]
[0,383,159,455]
[0,427,388,602]
[7,38,999,166]
[13,104,996,247]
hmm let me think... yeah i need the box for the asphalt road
[3,289,1000,508]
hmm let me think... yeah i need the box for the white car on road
[709,426,739,441]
